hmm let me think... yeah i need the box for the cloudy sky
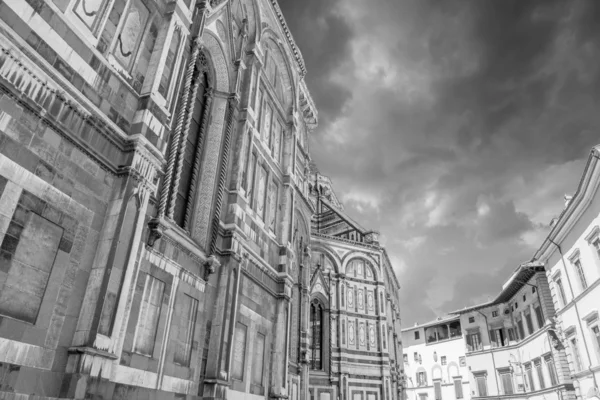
[277,0,600,326]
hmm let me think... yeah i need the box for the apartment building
[454,263,575,400]
[534,146,600,400]
[402,316,470,400]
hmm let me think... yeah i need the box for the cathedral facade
[0,0,404,399]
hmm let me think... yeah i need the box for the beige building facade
[401,316,470,400]
[0,0,403,399]
[534,146,600,400]
[454,263,575,400]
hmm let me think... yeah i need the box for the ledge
[67,346,118,360]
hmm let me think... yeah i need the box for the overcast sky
[277,0,600,326]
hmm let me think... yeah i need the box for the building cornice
[534,146,600,261]
[268,0,307,77]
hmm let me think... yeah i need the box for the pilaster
[64,139,161,397]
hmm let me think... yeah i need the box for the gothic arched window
[172,64,211,229]
[310,300,323,370]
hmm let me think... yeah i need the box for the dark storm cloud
[278,0,354,127]
[278,0,600,325]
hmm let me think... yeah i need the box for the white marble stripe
[5,1,100,89]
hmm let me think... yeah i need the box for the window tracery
[310,300,323,370]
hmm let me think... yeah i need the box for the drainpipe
[547,239,599,390]
[477,311,501,396]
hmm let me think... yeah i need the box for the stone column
[270,277,293,399]
[299,245,311,400]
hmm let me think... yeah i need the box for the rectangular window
[441,356,447,365]
[247,153,257,204]
[414,352,419,362]
[573,260,588,290]
[492,310,499,318]
[172,293,198,366]
[454,378,463,399]
[415,331,420,340]
[570,337,583,372]
[468,316,475,323]
[418,394,427,400]
[554,278,567,307]
[134,273,166,356]
[256,165,268,219]
[526,365,535,391]
[592,326,600,359]
[517,317,525,339]
[534,305,544,329]
[593,239,600,260]
[417,372,427,387]
[262,102,273,144]
[268,180,279,232]
[271,120,283,163]
[535,360,546,389]
[525,310,534,335]
[466,332,482,352]
[545,356,558,386]
[507,328,517,342]
[475,376,487,397]
[158,28,182,99]
[489,328,506,348]
[252,333,265,386]
[0,205,63,324]
[500,372,514,395]
[404,353,408,363]
[232,322,247,380]
[434,381,442,400]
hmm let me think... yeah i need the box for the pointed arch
[259,29,295,112]
[201,30,231,92]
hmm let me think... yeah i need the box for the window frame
[553,276,568,308]
[433,379,442,400]
[453,378,463,399]
[572,258,588,291]
[132,272,166,357]
[157,23,186,106]
[525,363,535,391]
[232,321,248,381]
[544,355,559,386]
[499,369,514,395]
[473,373,488,397]
[172,292,199,367]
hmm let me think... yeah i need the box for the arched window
[310,300,323,370]
[172,62,211,229]
[346,258,375,280]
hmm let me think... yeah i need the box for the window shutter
[454,379,463,399]
[434,381,442,400]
